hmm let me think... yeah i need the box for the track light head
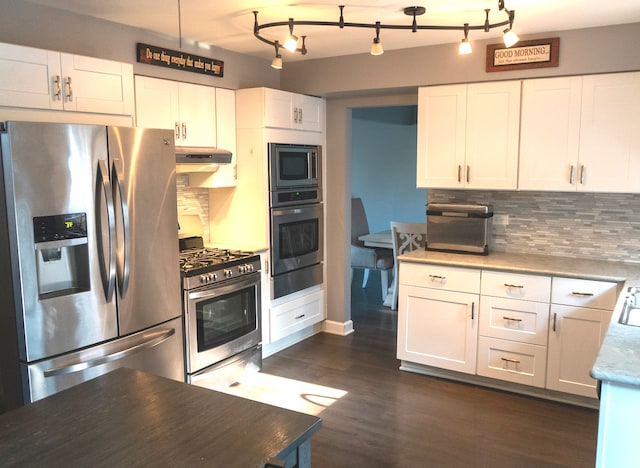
[370,21,384,56]
[459,23,472,55]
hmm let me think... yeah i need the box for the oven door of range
[270,202,324,276]
[184,273,261,375]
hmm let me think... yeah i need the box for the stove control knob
[200,274,208,284]
[210,273,217,281]
[238,265,246,274]
[247,264,255,272]
[224,269,233,278]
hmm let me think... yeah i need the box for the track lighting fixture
[370,21,384,56]
[271,41,282,69]
[459,23,472,55]
[253,2,519,68]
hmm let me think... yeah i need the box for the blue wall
[351,105,426,233]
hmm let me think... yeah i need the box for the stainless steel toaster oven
[426,203,493,255]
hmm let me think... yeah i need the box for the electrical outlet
[494,214,509,226]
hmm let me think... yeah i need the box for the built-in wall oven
[179,240,262,390]
[269,143,324,299]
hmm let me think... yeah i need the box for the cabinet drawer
[479,297,550,346]
[270,289,324,342]
[551,277,619,310]
[399,262,481,294]
[481,271,551,302]
[477,336,547,388]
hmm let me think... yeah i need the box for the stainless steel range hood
[176,146,232,173]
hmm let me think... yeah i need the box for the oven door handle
[271,204,322,217]
[187,274,261,300]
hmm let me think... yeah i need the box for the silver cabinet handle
[471,302,475,320]
[466,165,470,183]
[501,357,521,365]
[580,165,586,185]
[298,107,303,122]
[175,122,181,140]
[569,165,576,185]
[552,312,557,332]
[503,316,523,322]
[504,283,524,289]
[64,76,73,101]
[295,314,306,320]
[571,291,594,297]
[293,107,299,122]
[53,75,62,101]
[428,274,446,280]
[182,122,187,140]
[457,165,462,183]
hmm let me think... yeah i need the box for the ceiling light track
[254,2,518,69]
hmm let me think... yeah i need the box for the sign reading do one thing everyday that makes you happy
[136,43,224,77]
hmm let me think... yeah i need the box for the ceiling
[21,1,640,62]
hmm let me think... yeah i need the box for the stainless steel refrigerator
[0,121,184,411]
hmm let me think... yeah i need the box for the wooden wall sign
[486,38,559,72]
[136,43,224,77]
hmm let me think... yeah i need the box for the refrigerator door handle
[43,327,176,377]
[112,158,131,298]
[95,159,116,301]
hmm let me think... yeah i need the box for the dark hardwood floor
[262,271,599,467]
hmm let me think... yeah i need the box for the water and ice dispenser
[33,213,90,299]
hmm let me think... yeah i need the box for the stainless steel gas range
[179,237,262,390]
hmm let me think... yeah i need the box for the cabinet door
[60,53,134,115]
[416,85,466,188]
[0,43,62,110]
[547,304,610,398]
[519,76,582,191]
[465,81,520,190]
[210,88,237,188]
[177,82,217,147]
[397,285,478,374]
[296,94,323,132]
[579,72,640,192]
[264,88,295,129]
[134,75,180,134]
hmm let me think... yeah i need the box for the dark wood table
[0,367,322,467]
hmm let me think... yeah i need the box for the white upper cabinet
[578,72,640,192]
[417,81,520,190]
[135,75,217,148]
[208,87,237,188]
[236,87,324,133]
[520,72,640,192]
[0,42,134,116]
[519,76,582,191]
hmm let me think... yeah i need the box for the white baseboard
[323,319,354,336]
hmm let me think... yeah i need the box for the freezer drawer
[21,317,184,403]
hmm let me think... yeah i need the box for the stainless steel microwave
[269,143,321,190]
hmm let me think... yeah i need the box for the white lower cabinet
[546,277,617,399]
[269,288,324,343]
[477,336,547,387]
[398,262,619,402]
[397,265,480,374]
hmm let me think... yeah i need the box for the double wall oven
[179,239,262,389]
[269,143,324,299]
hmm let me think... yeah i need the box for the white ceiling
[21,0,640,62]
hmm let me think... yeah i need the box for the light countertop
[398,250,640,387]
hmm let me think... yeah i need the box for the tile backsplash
[176,174,210,241]
[428,190,640,263]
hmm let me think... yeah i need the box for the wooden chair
[390,221,427,310]
[350,198,393,300]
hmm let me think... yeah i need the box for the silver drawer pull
[429,275,446,280]
[503,316,523,322]
[504,283,524,289]
[295,314,306,320]
[501,357,520,365]
[571,291,594,297]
